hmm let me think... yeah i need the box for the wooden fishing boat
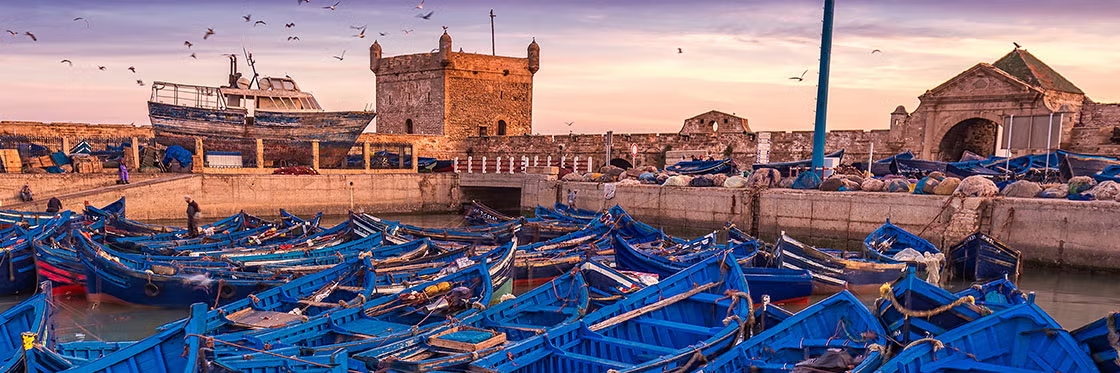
[947,232,1022,283]
[665,158,734,175]
[77,232,291,308]
[862,218,941,268]
[23,303,208,373]
[752,294,794,334]
[31,215,90,294]
[464,200,515,225]
[952,274,1027,312]
[875,267,992,345]
[773,232,905,294]
[876,293,1098,373]
[0,209,58,229]
[694,290,887,373]
[468,252,751,373]
[352,262,593,372]
[0,281,53,372]
[210,258,494,361]
[0,225,37,295]
[149,57,374,168]
[1072,312,1120,373]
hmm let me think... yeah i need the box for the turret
[369,40,382,73]
[438,31,452,66]
[890,105,908,142]
[527,38,540,74]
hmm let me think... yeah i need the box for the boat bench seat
[332,318,412,337]
[685,292,733,306]
[633,318,717,336]
[785,338,870,349]
[584,333,679,356]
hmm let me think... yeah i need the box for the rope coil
[879,283,984,318]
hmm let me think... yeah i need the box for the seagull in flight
[789,70,807,81]
[415,0,424,9]
[1013,42,1021,49]
[73,17,89,28]
[243,14,252,22]
[354,28,366,38]
[184,40,193,48]
[60,59,73,66]
[323,1,340,10]
[136,79,144,86]
[871,49,882,54]
[128,66,136,73]
[254,20,267,26]
[24,32,37,41]
[204,28,215,40]
[190,53,197,59]
[677,47,682,54]
[417,11,434,20]
[401,29,413,35]
[97,65,106,71]
[379,32,389,36]
[4,30,17,36]
[297,0,309,4]
[285,23,295,28]
[287,36,300,41]
[332,50,346,61]
[565,121,574,126]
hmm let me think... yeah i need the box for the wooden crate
[427,326,506,352]
[0,149,20,172]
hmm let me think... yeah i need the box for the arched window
[497,120,508,136]
[405,119,414,134]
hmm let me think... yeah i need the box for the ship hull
[149,102,374,168]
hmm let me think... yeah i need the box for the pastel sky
[2,0,1119,135]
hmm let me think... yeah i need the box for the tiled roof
[992,49,1083,94]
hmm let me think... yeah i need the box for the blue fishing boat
[752,149,844,177]
[24,303,208,373]
[613,232,812,304]
[862,219,941,268]
[0,281,53,373]
[947,232,1022,283]
[0,225,37,295]
[210,259,494,361]
[352,262,593,372]
[464,200,515,225]
[665,158,734,175]
[876,293,1098,373]
[752,294,793,334]
[1072,312,1120,373]
[76,232,291,308]
[773,232,905,294]
[875,267,992,345]
[952,275,1027,312]
[695,290,887,373]
[469,252,751,373]
[31,215,89,294]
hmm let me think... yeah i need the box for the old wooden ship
[148,55,374,168]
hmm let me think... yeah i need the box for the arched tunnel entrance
[937,118,999,162]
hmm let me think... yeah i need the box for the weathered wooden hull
[149,101,374,167]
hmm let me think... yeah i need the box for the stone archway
[937,118,999,162]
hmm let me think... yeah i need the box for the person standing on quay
[118,163,130,184]
[185,195,201,237]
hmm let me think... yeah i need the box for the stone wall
[0,173,161,207]
[1067,100,1120,155]
[523,181,1120,270]
[373,53,447,136]
[1,121,154,151]
[12,173,460,220]
[679,111,751,135]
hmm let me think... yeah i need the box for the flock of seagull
[1,0,438,88]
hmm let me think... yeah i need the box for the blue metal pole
[811,0,835,175]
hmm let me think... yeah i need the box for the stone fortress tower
[369,32,540,140]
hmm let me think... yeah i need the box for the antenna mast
[489,9,496,56]
[243,47,260,89]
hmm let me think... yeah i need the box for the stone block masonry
[524,181,1120,271]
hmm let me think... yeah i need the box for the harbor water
[3,213,1116,343]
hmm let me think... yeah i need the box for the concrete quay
[2,173,460,220]
[530,179,1120,271]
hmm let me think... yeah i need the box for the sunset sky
[1,0,1118,135]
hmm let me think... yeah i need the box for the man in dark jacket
[185,195,201,237]
[46,197,62,213]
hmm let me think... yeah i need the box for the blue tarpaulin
[162,145,193,168]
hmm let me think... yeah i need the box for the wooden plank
[588,282,718,332]
[225,308,307,329]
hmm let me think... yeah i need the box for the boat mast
[243,47,260,89]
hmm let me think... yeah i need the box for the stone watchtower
[369,32,539,139]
